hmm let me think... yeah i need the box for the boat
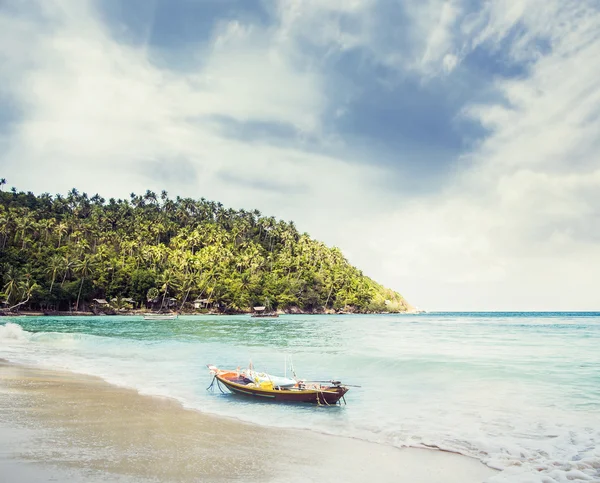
[143,313,178,320]
[207,364,350,405]
[251,304,279,318]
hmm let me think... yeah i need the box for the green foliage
[0,185,410,313]
[146,287,159,302]
[131,269,156,305]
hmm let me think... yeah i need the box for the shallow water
[1,312,599,483]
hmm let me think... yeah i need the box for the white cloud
[1,0,600,311]
[414,0,462,75]
[203,20,324,131]
[0,0,379,236]
[275,0,373,54]
[343,0,600,310]
[442,53,458,73]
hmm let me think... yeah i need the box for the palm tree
[4,280,33,311]
[0,178,6,192]
[176,271,195,311]
[2,267,20,305]
[60,254,74,285]
[159,269,174,309]
[0,211,9,249]
[11,277,40,311]
[55,222,68,248]
[43,255,61,293]
[74,255,94,311]
[15,212,33,250]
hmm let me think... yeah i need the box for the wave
[0,322,31,341]
[0,322,102,344]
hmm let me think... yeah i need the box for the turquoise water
[1,313,599,482]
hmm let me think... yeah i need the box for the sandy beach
[0,360,497,483]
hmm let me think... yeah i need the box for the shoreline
[1,309,424,317]
[0,360,497,482]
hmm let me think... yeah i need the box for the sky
[1,0,599,311]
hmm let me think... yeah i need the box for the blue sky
[1,0,599,310]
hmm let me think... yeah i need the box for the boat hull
[215,374,348,405]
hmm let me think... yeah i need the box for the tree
[46,254,63,294]
[131,269,156,305]
[0,184,410,314]
[2,267,21,305]
[4,272,41,311]
[74,255,94,311]
[159,269,174,309]
[147,287,159,304]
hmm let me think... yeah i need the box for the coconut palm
[2,267,20,305]
[74,255,94,311]
[46,254,63,294]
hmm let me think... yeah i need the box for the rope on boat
[206,375,216,391]
[206,375,226,394]
[316,387,331,407]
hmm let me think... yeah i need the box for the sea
[1,313,599,483]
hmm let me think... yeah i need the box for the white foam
[0,322,31,341]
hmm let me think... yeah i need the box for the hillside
[0,185,411,314]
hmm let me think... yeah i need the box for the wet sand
[0,361,497,482]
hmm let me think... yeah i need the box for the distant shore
[0,308,424,317]
[0,360,496,483]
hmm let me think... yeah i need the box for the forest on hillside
[0,181,410,314]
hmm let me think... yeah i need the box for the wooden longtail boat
[207,365,349,405]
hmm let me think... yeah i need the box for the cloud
[442,53,459,73]
[0,0,380,228]
[345,0,600,310]
[140,157,201,188]
[216,170,308,195]
[1,0,600,310]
